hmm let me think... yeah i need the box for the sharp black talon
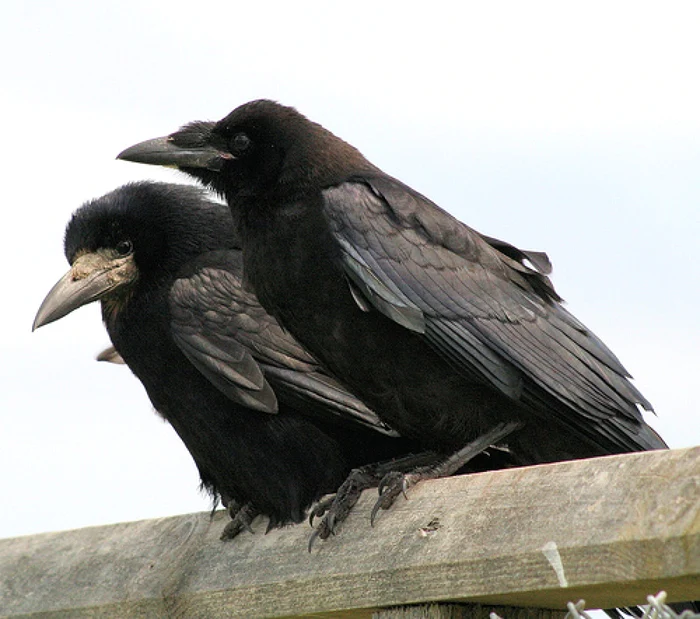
[308,527,323,552]
[401,477,410,500]
[309,495,334,527]
[370,498,383,526]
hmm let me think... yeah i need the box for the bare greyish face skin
[33,250,138,331]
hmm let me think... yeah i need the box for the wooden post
[0,447,698,618]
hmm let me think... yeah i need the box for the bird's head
[118,100,373,203]
[33,181,234,331]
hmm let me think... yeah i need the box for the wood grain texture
[373,604,567,619]
[0,447,697,618]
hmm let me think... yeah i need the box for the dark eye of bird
[115,240,133,256]
[230,132,252,155]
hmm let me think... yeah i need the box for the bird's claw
[307,509,336,551]
[371,472,414,526]
[307,494,353,551]
[220,501,258,540]
[377,471,409,498]
[307,466,377,551]
[308,495,335,527]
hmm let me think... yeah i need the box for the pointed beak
[96,345,125,364]
[117,136,229,171]
[33,252,137,331]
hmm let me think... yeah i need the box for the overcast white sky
[1,2,698,542]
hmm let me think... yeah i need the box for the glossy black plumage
[34,181,426,533]
[117,101,667,465]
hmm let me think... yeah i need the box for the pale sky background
[1,2,699,547]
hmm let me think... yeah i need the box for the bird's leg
[220,501,259,540]
[370,420,523,524]
[308,451,441,550]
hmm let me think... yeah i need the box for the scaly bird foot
[370,421,523,525]
[308,451,443,551]
[220,501,259,540]
[308,466,383,551]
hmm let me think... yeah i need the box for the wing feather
[322,177,657,451]
[170,249,396,433]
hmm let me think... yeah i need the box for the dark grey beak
[117,136,228,171]
[33,252,136,331]
[96,345,125,364]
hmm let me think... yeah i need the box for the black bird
[117,102,667,522]
[33,181,436,538]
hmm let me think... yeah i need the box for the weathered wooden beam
[373,604,568,619]
[1,447,698,618]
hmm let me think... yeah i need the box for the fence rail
[1,446,698,618]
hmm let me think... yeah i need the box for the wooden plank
[0,447,698,618]
[373,604,567,619]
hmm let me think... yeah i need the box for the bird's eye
[230,132,252,155]
[116,240,133,256]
